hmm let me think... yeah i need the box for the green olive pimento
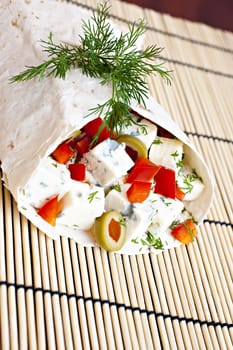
[94,211,126,251]
[116,134,147,159]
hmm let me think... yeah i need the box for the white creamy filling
[149,136,183,173]
[121,116,158,149]
[176,166,205,201]
[56,182,105,230]
[22,157,71,208]
[105,185,184,241]
[18,129,204,252]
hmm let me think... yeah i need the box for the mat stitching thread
[0,281,232,329]
[65,0,233,55]
[157,56,233,79]
[62,1,233,79]
[204,219,233,228]
[184,132,233,144]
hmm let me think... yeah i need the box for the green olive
[94,211,126,251]
[116,134,147,159]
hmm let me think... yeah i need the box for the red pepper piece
[171,219,197,245]
[68,163,86,181]
[157,126,174,138]
[154,166,176,199]
[37,195,59,226]
[83,117,112,143]
[109,218,121,242]
[126,158,161,183]
[175,184,185,201]
[75,134,91,156]
[126,181,151,203]
[52,142,74,164]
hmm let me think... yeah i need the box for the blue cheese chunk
[126,192,184,239]
[105,184,184,241]
[105,184,154,240]
[57,181,105,230]
[149,136,183,172]
[82,139,134,186]
[125,203,155,240]
[105,184,131,214]
[121,117,158,149]
[22,156,71,208]
[147,193,184,233]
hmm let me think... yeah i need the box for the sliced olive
[94,211,126,251]
[116,134,147,159]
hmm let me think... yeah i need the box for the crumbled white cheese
[22,156,71,208]
[57,181,105,230]
[82,139,134,186]
[125,204,154,241]
[121,116,158,149]
[104,183,155,240]
[149,136,183,172]
[125,192,183,240]
[147,193,184,233]
[176,166,204,201]
[105,184,131,214]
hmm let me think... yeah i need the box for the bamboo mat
[0,0,233,349]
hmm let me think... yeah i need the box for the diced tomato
[171,219,198,245]
[126,181,151,203]
[83,117,112,143]
[175,184,185,201]
[75,134,91,156]
[68,163,86,181]
[37,195,60,226]
[154,166,176,199]
[52,142,74,164]
[126,158,161,183]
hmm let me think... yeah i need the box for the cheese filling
[19,117,205,252]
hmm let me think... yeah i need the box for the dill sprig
[10,2,171,135]
[88,191,99,203]
[141,231,164,250]
[181,168,203,194]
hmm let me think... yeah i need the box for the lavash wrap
[0,0,214,254]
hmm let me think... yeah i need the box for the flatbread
[0,0,214,254]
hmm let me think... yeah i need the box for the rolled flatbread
[0,0,214,254]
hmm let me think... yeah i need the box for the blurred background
[123,0,233,32]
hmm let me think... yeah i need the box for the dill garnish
[171,150,184,169]
[141,231,164,250]
[169,220,180,230]
[171,150,179,158]
[110,183,122,192]
[152,139,163,145]
[119,217,126,227]
[10,2,171,136]
[181,168,203,194]
[88,191,99,203]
